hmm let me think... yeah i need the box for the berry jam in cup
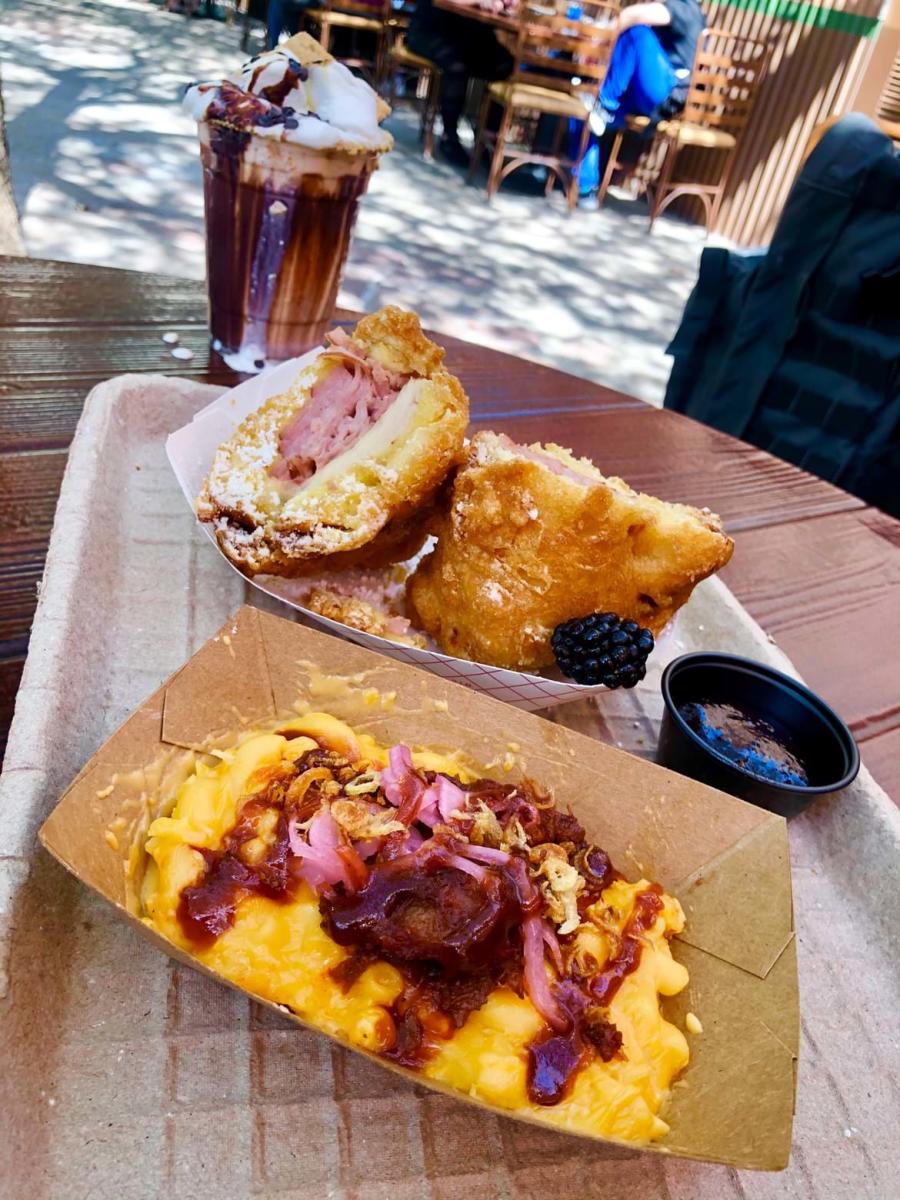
[184,35,392,373]
[658,652,859,817]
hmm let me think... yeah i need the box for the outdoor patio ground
[0,0,714,404]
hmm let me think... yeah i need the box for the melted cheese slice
[141,716,689,1144]
[283,377,433,509]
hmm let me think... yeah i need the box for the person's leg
[619,26,678,114]
[600,26,676,119]
[598,26,640,117]
[406,29,470,157]
[267,0,286,48]
[463,30,514,84]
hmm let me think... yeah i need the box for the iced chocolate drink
[184,35,392,372]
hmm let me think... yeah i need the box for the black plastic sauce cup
[658,652,860,817]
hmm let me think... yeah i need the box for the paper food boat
[166,346,661,711]
[39,606,798,1171]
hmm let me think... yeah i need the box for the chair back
[510,1,619,98]
[681,28,773,136]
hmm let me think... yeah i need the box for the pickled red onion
[435,775,467,823]
[382,744,427,823]
[522,915,567,1031]
[541,921,564,973]
[308,807,341,851]
[444,853,488,882]
[289,809,358,892]
[459,843,510,866]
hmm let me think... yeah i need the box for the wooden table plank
[0,333,642,421]
[0,451,69,645]
[0,386,110,453]
[0,259,643,418]
[723,511,900,739]
[0,657,26,760]
[0,258,211,326]
[470,408,864,530]
[432,0,519,31]
[1,256,898,805]
[856,726,900,798]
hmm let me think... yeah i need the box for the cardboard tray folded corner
[39,605,798,1172]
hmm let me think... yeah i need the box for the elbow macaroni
[141,715,689,1145]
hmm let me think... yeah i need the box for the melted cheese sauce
[141,715,689,1144]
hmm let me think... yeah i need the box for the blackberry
[551,612,654,688]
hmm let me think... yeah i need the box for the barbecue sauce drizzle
[526,885,663,1105]
[177,799,292,947]
[174,755,666,1106]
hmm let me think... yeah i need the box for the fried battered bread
[197,307,468,576]
[303,587,426,647]
[406,432,734,671]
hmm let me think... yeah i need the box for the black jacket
[664,114,900,516]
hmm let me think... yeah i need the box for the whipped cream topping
[184,33,392,154]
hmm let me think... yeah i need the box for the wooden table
[2,255,899,799]
[432,0,521,31]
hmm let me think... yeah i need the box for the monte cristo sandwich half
[141,712,690,1144]
[197,307,468,576]
[407,431,734,672]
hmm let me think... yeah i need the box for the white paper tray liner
[166,348,672,711]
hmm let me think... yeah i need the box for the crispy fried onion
[331,798,406,840]
[450,798,529,853]
[344,771,382,796]
[286,767,334,808]
[531,844,585,936]
[458,798,503,846]
[567,923,611,978]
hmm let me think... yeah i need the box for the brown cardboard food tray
[39,604,798,1172]
[3,373,900,1199]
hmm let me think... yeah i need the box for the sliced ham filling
[270,328,412,486]
[494,433,597,486]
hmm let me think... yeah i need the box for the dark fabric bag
[664,113,900,516]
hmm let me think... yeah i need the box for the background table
[1,256,898,799]
[432,0,520,31]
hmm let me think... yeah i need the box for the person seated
[589,0,705,136]
[407,0,514,167]
[267,0,316,50]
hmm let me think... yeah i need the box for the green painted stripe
[715,0,881,36]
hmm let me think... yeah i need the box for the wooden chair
[313,0,392,87]
[597,28,772,231]
[387,39,442,158]
[468,1,618,209]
